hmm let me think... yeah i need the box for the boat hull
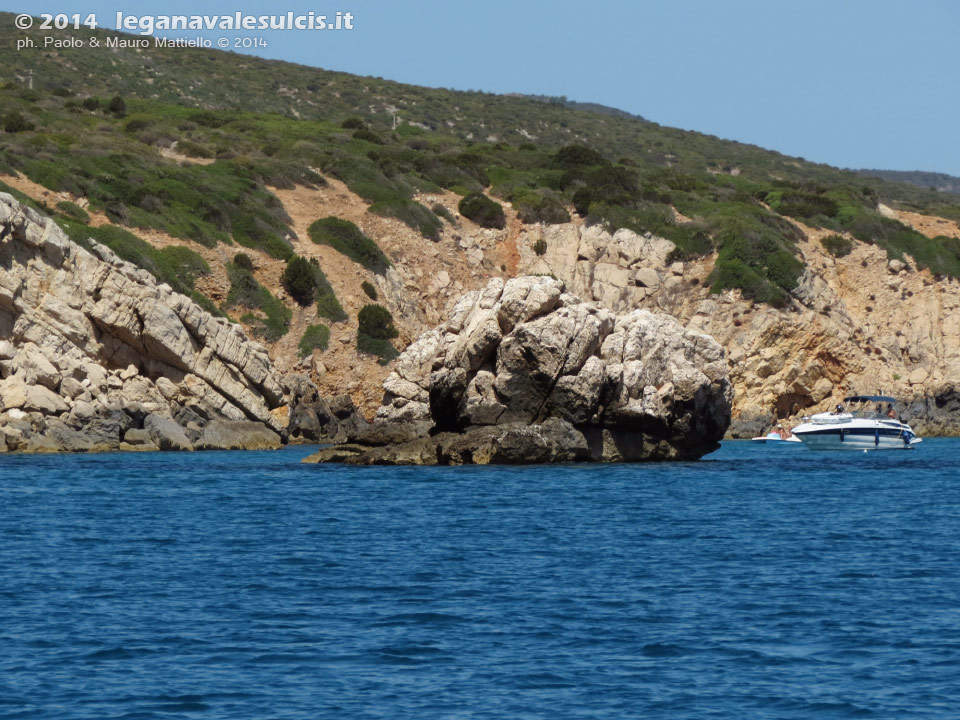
[792,425,916,450]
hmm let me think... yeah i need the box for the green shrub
[586,202,630,230]
[356,334,399,364]
[821,234,853,258]
[225,261,291,340]
[568,165,641,208]
[432,203,455,224]
[56,200,89,224]
[572,188,594,216]
[513,189,570,225]
[81,97,100,111]
[459,192,505,229]
[708,257,789,307]
[533,237,547,256]
[229,211,294,260]
[353,128,385,145]
[124,116,151,133]
[282,255,318,306]
[341,117,367,130]
[308,216,390,273]
[369,199,442,240]
[766,189,838,220]
[357,304,399,363]
[107,95,127,118]
[177,140,214,159]
[298,324,330,356]
[310,258,348,322]
[233,252,254,271]
[3,112,34,133]
[884,230,960,278]
[316,293,348,322]
[765,249,804,291]
[420,160,485,193]
[357,304,398,339]
[188,110,228,128]
[361,280,378,300]
[12,144,295,256]
[553,144,609,169]
[155,245,211,292]
[666,229,713,261]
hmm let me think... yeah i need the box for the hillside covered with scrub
[3,14,960,432]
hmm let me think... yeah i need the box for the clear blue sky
[7,0,960,175]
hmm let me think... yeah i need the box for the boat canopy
[844,395,896,404]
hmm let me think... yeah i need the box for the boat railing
[808,413,853,425]
[803,406,904,425]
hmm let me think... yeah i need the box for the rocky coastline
[4,190,955,459]
[0,193,358,453]
[303,276,733,465]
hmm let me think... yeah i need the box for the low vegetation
[431,203,455,224]
[821,234,854,258]
[298,323,330,357]
[224,261,291,341]
[307,217,390,273]
[309,258,348,322]
[56,218,219,314]
[2,19,960,311]
[282,255,318,306]
[459,192,506,229]
[56,200,89,223]
[233,252,254,271]
[356,303,399,364]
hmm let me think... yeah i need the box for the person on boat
[833,403,845,415]
[777,424,792,440]
[886,404,897,419]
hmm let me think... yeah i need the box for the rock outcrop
[901,382,960,437]
[511,218,960,437]
[0,193,287,452]
[285,373,368,442]
[304,276,732,464]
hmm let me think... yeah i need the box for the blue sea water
[1,440,959,719]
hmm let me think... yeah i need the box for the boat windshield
[847,400,898,421]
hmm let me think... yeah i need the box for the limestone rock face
[508,213,960,437]
[901,383,960,436]
[515,224,676,313]
[196,420,282,451]
[308,276,732,464]
[0,193,288,452]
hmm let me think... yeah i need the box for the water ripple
[1,441,959,718]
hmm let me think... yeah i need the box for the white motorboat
[791,395,922,450]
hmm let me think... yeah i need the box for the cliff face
[0,194,288,452]
[5,172,960,443]
[509,214,960,436]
